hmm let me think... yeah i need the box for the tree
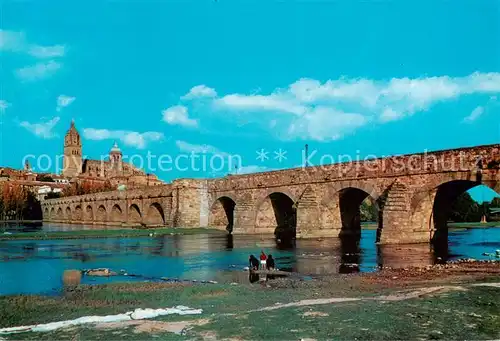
[449,192,482,222]
[36,174,54,182]
[360,198,378,222]
[62,182,79,197]
[22,191,42,220]
[0,192,4,221]
[46,192,61,199]
[490,197,500,208]
[60,179,115,197]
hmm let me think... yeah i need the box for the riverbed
[0,225,499,295]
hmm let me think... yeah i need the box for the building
[62,120,163,188]
[36,185,63,201]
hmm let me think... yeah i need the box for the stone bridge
[42,144,500,244]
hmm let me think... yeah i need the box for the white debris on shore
[0,306,202,335]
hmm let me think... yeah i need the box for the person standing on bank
[266,254,275,271]
[259,250,267,270]
[249,255,259,271]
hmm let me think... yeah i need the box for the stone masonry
[42,144,500,244]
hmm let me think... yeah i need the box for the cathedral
[62,120,163,188]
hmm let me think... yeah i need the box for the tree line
[0,183,42,221]
[46,180,115,199]
[0,180,115,221]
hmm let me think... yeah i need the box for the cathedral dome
[110,141,121,154]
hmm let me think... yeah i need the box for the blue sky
[0,0,499,201]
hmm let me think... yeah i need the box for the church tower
[62,120,82,178]
[109,141,123,175]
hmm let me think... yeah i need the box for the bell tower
[62,119,82,177]
[109,141,123,175]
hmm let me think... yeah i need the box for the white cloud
[181,85,217,100]
[0,29,65,58]
[16,60,62,81]
[83,128,164,149]
[288,107,368,141]
[175,140,228,156]
[207,72,500,141]
[29,44,65,58]
[463,106,485,123]
[216,93,307,115]
[56,95,76,111]
[0,100,11,113]
[20,117,60,139]
[380,107,403,122]
[162,105,198,128]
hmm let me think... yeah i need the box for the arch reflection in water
[293,230,436,275]
[377,243,434,269]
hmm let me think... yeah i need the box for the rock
[85,268,117,277]
[62,270,82,287]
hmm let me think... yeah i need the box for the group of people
[249,251,275,271]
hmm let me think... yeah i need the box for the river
[0,225,499,295]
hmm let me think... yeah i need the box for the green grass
[0,227,224,241]
[448,222,500,228]
[2,282,500,340]
[361,221,378,230]
[193,286,500,341]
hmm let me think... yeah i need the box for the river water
[0,225,499,296]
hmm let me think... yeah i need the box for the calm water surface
[0,225,499,295]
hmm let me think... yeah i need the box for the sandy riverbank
[1,260,499,340]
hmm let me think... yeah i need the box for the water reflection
[0,226,499,295]
[377,244,433,269]
[226,234,234,250]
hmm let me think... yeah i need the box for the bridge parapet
[208,144,500,192]
[42,184,174,207]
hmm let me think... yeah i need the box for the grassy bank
[0,227,225,241]
[361,221,378,230]
[0,271,499,340]
[448,222,500,228]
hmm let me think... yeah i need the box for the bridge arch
[431,180,499,243]
[146,203,165,226]
[74,205,83,221]
[110,204,124,223]
[410,177,500,245]
[44,207,49,219]
[56,207,63,220]
[255,192,296,239]
[128,204,142,225]
[50,207,55,220]
[321,182,382,240]
[84,205,93,221]
[209,196,236,232]
[65,207,72,221]
[96,205,107,222]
